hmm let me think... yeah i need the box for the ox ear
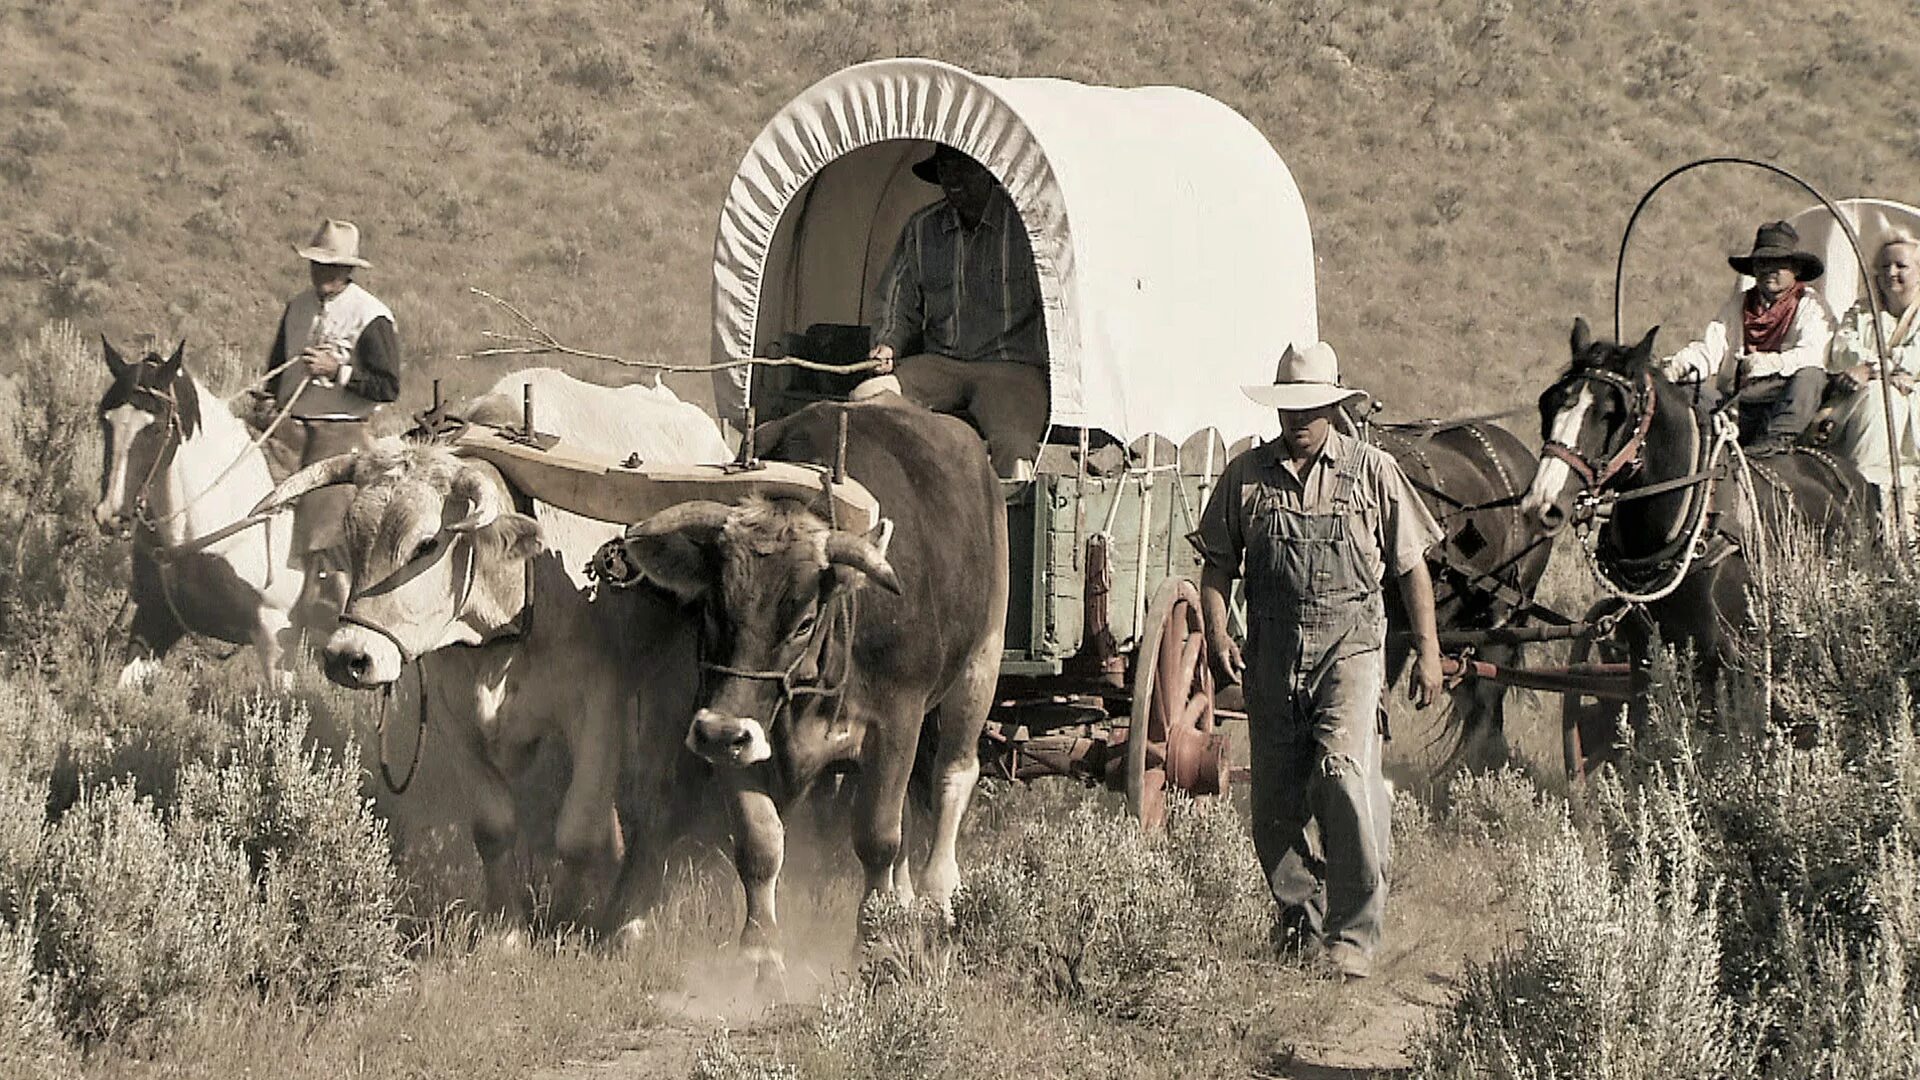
[103,336,129,377]
[622,501,731,604]
[483,511,543,563]
[1570,317,1593,357]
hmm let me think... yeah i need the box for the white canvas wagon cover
[710,58,1316,446]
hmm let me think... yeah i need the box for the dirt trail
[1263,976,1451,1078]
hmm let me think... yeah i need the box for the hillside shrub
[256,110,316,157]
[0,918,68,1080]
[2,231,116,317]
[177,698,403,1003]
[556,43,639,95]
[252,12,341,75]
[1419,530,1920,1077]
[36,783,263,1044]
[951,796,1263,1019]
[530,110,609,170]
[0,323,121,660]
[691,1029,800,1080]
[1411,770,1754,1080]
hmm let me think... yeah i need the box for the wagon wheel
[1127,577,1226,830]
[1562,599,1632,780]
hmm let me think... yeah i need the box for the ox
[255,368,730,930]
[93,339,314,684]
[617,396,1007,976]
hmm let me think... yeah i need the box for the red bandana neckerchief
[1743,281,1805,354]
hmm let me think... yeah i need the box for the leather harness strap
[1541,369,1657,493]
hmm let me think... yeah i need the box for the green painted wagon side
[1000,458,1224,676]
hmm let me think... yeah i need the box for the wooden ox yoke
[445,423,881,536]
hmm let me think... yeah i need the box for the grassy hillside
[5,0,1917,421]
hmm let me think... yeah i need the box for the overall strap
[1330,448,1366,512]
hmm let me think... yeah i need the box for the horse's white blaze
[97,404,154,522]
[1522,385,1596,516]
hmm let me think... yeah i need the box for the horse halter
[1540,368,1656,496]
[107,383,186,539]
[698,585,860,736]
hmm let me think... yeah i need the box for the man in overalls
[1190,341,1444,980]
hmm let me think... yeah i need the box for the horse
[93,339,313,684]
[1519,318,1868,768]
[1371,418,1556,771]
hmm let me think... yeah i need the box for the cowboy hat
[1727,220,1823,282]
[295,219,372,269]
[1241,341,1371,412]
[911,144,979,185]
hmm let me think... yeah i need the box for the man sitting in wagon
[1661,220,1835,455]
[864,145,1049,480]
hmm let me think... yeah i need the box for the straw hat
[295,219,371,269]
[1240,341,1370,412]
[1727,220,1823,282]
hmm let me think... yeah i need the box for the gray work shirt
[1190,429,1443,593]
[872,189,1047,369]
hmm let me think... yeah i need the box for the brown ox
[618,397,1007,976]
[255,369,729,931]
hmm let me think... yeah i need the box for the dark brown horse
[1521,318,1868,767]
[1372,419,1556,771]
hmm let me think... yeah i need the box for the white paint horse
[93,339,314,684]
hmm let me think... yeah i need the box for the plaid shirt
[873,190,1047,369]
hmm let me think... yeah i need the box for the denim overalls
[1242,451,1393,959]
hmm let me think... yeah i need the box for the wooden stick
[458,287,884,376]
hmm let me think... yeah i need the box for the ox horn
[824,524,901,595]
[626,500,734,541]
[251,453,360,517]
[447,465,505,533]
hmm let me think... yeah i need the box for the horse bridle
[105,383,186,541]
[1540,367,1657,498]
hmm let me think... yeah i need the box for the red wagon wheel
[1127,577,1227,829]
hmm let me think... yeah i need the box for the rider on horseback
[1661,220,1835,456]
[258,219,403,622]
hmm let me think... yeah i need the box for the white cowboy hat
[1240,341,1370,412]
[294,219,372,268]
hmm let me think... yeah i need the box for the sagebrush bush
[815,974,954,1080]
[1412,770,1753,1079]
[37,782,263,1043]
[951,796,1257,1019]
[0,323,121,659]
[1441,766,1565,854]
[251,12,340,74]
[177,698,403,1003]
[0,918,68,1079]
[691,1028,800,1080]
